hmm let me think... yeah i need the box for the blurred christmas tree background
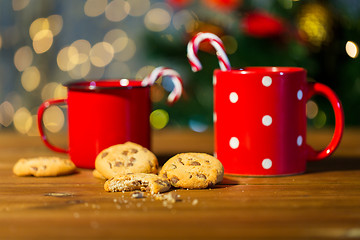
[0,0,359,137]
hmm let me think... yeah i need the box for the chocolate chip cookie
[13,157,76,177]
[104,173,171,194]
[95,142,158,179]
[159,153,224,189]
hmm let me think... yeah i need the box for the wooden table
[1,128,360,239]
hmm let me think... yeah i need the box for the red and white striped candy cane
[187,32,231,72]
[141,67,183,104]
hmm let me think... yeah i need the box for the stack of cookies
[95,142,224,194]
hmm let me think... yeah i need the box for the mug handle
[37,98,69,153]
[306,82,344,161]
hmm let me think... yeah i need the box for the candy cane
[141,67,183,104]
[187,32,231,72]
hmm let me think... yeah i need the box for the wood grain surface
[1,128,360,240]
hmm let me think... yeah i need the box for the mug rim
[215,66,306,74]
[64,79,147,90]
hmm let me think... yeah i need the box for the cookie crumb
[131,191,145,199]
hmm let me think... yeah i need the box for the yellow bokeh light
[68,60,91,79]
[21,66,41,92]
[128,0,150,17]
[135,65,155,80]
[221,35,238,55]
[47,15,63,36]
[43,105,65,133]
[54,84,68,99]
[150,109,169,129]
[89,42,114,67]
[306,100,319,119]
[144,8,171,32]
[27,115,40,136]
[33,29,54,54]
[298,3,330,47]
[104,29,128,53]
[12,0,31,11]
[346,41,359,58]
[29,18,49,40]
[71,39,91,64]
[41,82,61,101]
[114,38,136,62]
[105,0,130,22]
[0,35,2,49]
[13,107,32,134]
[57,46,79,71]
[14,46,33,72]
[84,0,108,17]
[0,101,15,127]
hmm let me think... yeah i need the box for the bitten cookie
[95,142,158,179]
[104,173,171,194]
[13,157,76,177]
[159,153,224,189]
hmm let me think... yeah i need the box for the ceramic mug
[214,67,344,176]
[38,68,183,169]
[37,80,151,169]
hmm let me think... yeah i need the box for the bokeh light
[14,46,33,72]
[104,29,128,53]
[221,35,238,54]
[21,66,41,92]
[47,15,63,37]
[0,101,15,127]
[150,109,169,129]
[105,0,130,22]
[84,0,108,17]
[29,18,49,40]
[306,100,319,119]
[43,105,65,133]
[144,8,171,32]
[41,82,63,101]
[297,3,330,47]
[136,65,155,80]
[33,29,53,54]
[89,42,114,67]
[313,110,327,128]
[114,38,136,62]
[346,41,359,58]
[13,107,32,134]
[12,0,31,11]
[128,0,150,17]
[57,46,79,71]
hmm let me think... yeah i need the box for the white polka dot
[229,92,238,103]
[213,112,217,122]
[297,135,303,146]
[297,90,303,100]
[229,137,239,149]
[262,115,272,126]
[262,76,272,87]
[262,158,272,169]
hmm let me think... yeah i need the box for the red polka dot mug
[214,67,344,176]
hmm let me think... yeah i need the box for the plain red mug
[38,80,151,169]
[214,67,344,176]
